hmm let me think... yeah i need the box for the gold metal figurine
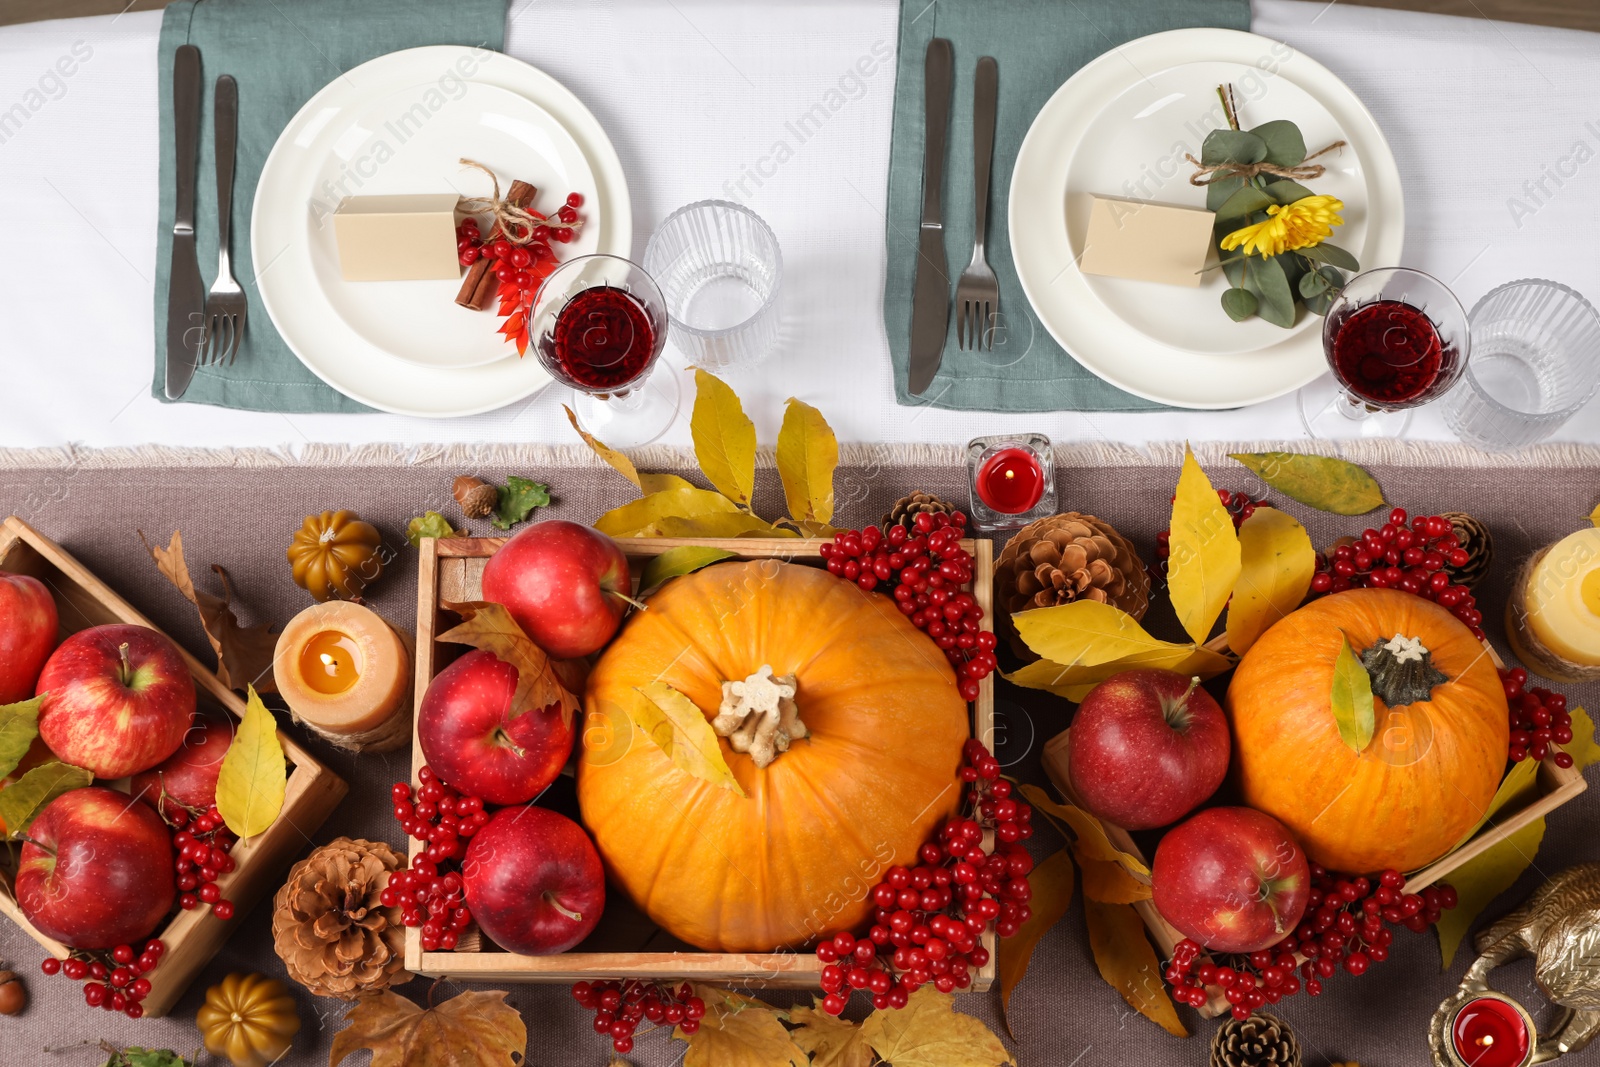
[1430,864,1600,1066]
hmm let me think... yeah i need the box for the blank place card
[1078,196,1216,288]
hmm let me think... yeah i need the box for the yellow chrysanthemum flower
[1220,194,1345,258]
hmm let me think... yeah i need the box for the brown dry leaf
[140,530,278,693]
[998,848,1074,1037]
[328,988,526,1067]
[789,998,875,1067]
[565,403,642,489]
[1082,897,1187,1037]
[674,986,806,1067]
[438,601,581,729]
[860,985,1015,1067]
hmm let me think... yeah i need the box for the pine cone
[453,475,498,520]
[1210,1012,1302,1067]
[1440,511,1493,590]
[272,837,409,1000]
[995,513,1150,658]
[880,491,961,535]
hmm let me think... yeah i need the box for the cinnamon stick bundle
[455,179,537,311]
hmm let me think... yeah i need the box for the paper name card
[1079,196,1215,288]
[332,194,462,282]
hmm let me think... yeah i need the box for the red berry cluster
[40,938,166,1020]
[1165,867,1456,1021]
[1155,488,1265,576]
[1310,509,1482,638]
[165,802,238,920]
[815,740,1030,1015]
[1500,667,1576,767]
[570,980,706,1055]
[455,191,586,356]
[820,513,998,702]
[386,765,488,950]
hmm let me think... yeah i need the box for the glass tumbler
[1442,279,1600,451]
[643,200,782,368]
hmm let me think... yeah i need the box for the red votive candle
[975,447,1045,515]
[1451,996,1532,1067]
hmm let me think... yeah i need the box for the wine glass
[525,254,679,447]
[1298,267,1470,439]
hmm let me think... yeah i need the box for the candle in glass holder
[1508,527,1600,683]
[977,448,1045,514]
[965,433,1056,531]
[274,601,412,752]
[1448,994,1533,1067]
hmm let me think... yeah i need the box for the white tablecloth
[3,0,1599,452]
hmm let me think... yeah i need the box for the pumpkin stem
[1360,634,1449,707]
[711,665,806,769]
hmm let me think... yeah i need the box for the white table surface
[3,0,1599,453]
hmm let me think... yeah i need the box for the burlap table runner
[2,440,1596,1066]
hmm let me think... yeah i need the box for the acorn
[0,968,27,1015]
[453,475,499,520]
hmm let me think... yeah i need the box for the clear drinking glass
[1442,279,1600,451]
[525,254,679,447]
[643,200,782,368]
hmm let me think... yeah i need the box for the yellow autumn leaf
[1016,784,1149,876]
[1330,634,1376,753]
[859,986,1016,1067]
[998,849,1074,1037]
[1588,502,1598,526]
[1435,817,1547,968]
[1013,601,1199,669]
[1005,644,1232,703]
[775,397,838,524]
[652,513,797,539]
[632,683,745,796]
[1168,445,1242,644]
[789,999,876,1067]
[1083,897,1187,1037]
[691,369,757,507]
[638,547,738,595]
[1452,758,1540,850]
[641,472,698,495]
[215,685,286,839]
[676,986,806,1067]
[1563,706,1600,769]
[565,404,642,488]
[594,486,742,537]
[1078,854,1154,904]
[1226,506,1315,655]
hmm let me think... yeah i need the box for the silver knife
[908,37,954,396]
[166,44,206,400]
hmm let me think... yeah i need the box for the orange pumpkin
[578,561,969,952]
[1227,588,1508,873]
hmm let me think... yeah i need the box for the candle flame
[321,652,336,670]
[1478,1036,1494,1048]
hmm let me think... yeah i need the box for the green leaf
[0,760,92,838]
[491,476,551,531]
[1229,452,1387,515]
[406,511,462,548]
[1214,185,1274,222]
[1221,287,1258,322]
[1201,129,1266,167]
[1330,635,1375,753]
[1250,120,1307,167]
[0,696,43,780]
[1244,255,1296,328]
[104,1049,194,1067]
[214,686,286,839]
[638,546,737,594]
[1435,818,1547,967]
[1296,242,1360,271]
[1206,175,1246,213]
[1221,254,1246,288]
[1262,178,1315,205]
[1298,269,1332,299]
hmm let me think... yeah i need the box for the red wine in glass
[1329,299,1458,406]
[548,285,657,391]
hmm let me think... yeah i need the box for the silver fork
[956,56,999,352]
[201,74,245,366]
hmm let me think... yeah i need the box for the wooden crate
[0,516,348,1017]
[1039,638,1586,1018]
[407,535,997,991]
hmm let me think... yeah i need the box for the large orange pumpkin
[578,561,969,952]
[1227,588,1508,873]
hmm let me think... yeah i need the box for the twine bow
[1185,140,1348,187]
[457,157,580,244]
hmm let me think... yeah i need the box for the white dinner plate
[1010,29,1404,408]
[253,47,632,415]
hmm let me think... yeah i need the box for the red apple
[1067,669,1230,830]
[1152,806,1310,954]
[36,624,196,779]
[0,571,58,705]
[462,805,604,955]
[418,649,574,805]
[16,785,176,949]
[130,712,234,820]
[481,520,632,658]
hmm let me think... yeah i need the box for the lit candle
[274,602,412,752]
[1449,995,1533,1067]
[1511,528,1600,681]
[976,447,1045,515]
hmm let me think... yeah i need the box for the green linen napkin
[884,0,1250,412]
[152,0,508,413]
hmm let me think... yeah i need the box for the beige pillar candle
[274,601,412,751]
[1507,528,1600,683]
